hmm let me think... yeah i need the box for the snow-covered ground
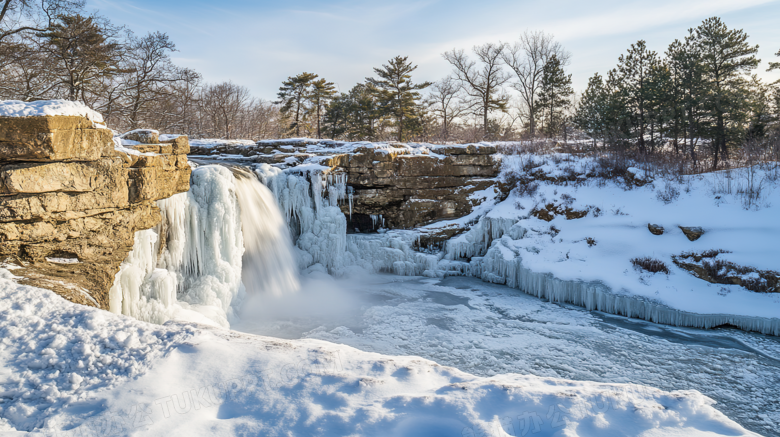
[0,270,766,436]
[463,154,780,332]
[235,273,780,435]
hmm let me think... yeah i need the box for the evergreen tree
[664,40,687,153]
[537,54,573,137]
[39,14,123,102]
[616,40,659,151]
[323,83,382,141]
[667,31,707,162]
[309,78,337,139]
[604,69,633,148]
[277,72,317,137]
[322,93,349,139]
[694,17,759,167]
[366,56,431,142]
[745,76,772,140]
[769,49,779,72]
[646,60,672,150]
[574,73,608,145]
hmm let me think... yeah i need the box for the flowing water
[233,168,299,296]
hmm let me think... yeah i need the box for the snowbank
[0,271,759,436]
[0,100,104,123]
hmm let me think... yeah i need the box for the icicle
[347,187,354,220]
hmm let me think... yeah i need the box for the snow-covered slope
[0,269,761,436]
[457,154,780,334]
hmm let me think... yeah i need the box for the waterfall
[233,168,299,296]
[109,165,299,328]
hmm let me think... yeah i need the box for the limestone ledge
[0,116,191,309]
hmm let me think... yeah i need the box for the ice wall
[255,164,349,272]
[477,237,780,336]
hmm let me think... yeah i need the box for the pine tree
[537,54,573,138]
[616,40,659,151]
[366,56,431,142]
[276,72,317,137]
[309,78,337,139]
[574,73,608,145]
[694,17,759,167]
[667,31,707,162]
[745,75,773,140]
[322,93,349,139]
[769,49,779,72]
[323,83,382,141]
[39,14,123,102]
[646,60,672,150]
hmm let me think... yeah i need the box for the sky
[87,0,780,99]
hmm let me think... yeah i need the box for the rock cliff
[190,140,504,231]
[0,117,191,309]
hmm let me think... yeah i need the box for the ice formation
[255,164,349,272]
[477,237,780,336]
[110,165,299,328]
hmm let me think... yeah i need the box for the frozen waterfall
[109,165,299,328]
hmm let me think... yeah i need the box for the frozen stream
[234,274,780,437]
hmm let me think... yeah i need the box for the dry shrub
[631,257,670,274]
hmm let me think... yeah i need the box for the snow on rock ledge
[0,99,104,124]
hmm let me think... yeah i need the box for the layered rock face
[190,140,503,231]
[0,118,190,309]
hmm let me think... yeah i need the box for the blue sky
[88,0,780,99]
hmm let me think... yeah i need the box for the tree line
[574,17,780,168]
[0,0,284,138]
[1,1,778,153]
[276,31,576,143]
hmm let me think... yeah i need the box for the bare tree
[426,76,470,141]
[119,31,184,129]
[443,43,510,139]
[0,0,83,42]
[501,30,570,139]
[0,34,60,100]
[199,81,252,139]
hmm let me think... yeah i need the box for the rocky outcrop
[0,116,191,309]
[679,226,705,241]
[648,223,664,235]
[190,140,505,230]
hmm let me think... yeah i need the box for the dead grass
[631,257,670,274]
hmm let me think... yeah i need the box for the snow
[0,269,196,432]
[189,139,257,149]
[0,269,761,436]
[461,154,780,333]
[0,100,105,124]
